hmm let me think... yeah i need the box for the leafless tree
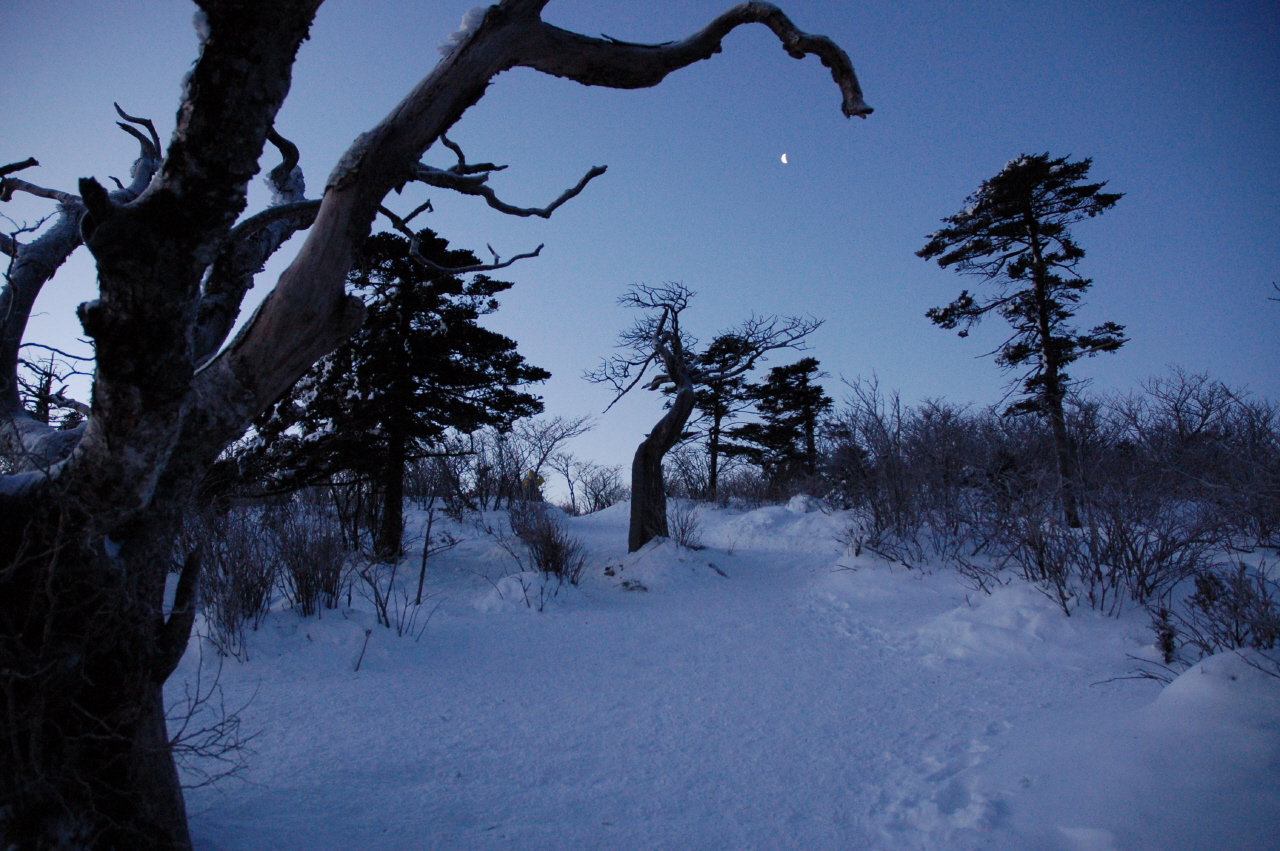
[589,282,820,550]
[0,3,869,846]
[579,461,630,514]
[511,414,594,499]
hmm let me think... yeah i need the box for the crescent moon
[781,153,788,164]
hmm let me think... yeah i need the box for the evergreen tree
[665,334,758,500]
[728,357,833,485]
[918,153,1125,526]
[245,228,549,556]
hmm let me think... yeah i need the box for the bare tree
[589,282,820,551]
[511,415,594,499]
[0,3,869,846]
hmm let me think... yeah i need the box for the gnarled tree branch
[411,160,608,219]
[515,2,872,118]
[0,116,161,471]
[377,205,544,274]
[209,0,867,432]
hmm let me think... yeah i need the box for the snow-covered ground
[173,500,1280,850]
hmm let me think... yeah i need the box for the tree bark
[0,504,194,850]
[708,408,724,502]
[1027,217,1082,528]
[630,382,696,552]
[373,278,417,559]
[375,440,407,559]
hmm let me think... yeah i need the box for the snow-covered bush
[578,462,629,514]
[1156,562,1280,677]
[818,369,1280,649]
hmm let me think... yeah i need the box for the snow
[172,502,1280,850]
[437,7,489,56]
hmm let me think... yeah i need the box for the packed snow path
[178,501,1280,850]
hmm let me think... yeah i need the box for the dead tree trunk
[630,374,697,552]
[1,2,869,845]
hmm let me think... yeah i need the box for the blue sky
[3,1,1277,470]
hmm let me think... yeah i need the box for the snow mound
[699,500,847,554]
[1149,650,1280,728]
[599,538,732,594]
[916,581,1072,660]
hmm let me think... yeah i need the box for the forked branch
[378,205,544,274]
[411,160,608,219]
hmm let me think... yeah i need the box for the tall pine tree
[918,153,1125,527]
[728,357,833,486]
[669,334,759,501]
[243,228,549,556]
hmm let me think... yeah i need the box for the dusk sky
[3,1,1277,472]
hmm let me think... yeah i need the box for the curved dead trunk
[629,380,696,552]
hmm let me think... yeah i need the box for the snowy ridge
[174,501,1280,850]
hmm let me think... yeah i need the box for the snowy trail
[180,503,1280,850]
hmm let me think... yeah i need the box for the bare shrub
[166,645,257,788]
[826,382,1006,567]
[1113,369,1280,546]
[825,380,927,552]
[412,506,460,605]
[195,507,278,660]
[1147,560,1280,678]
[667,499,703,549]
[664,442,711,500]
[550,454,629,515]
[269,495,348,617]
[713,465,773,508]
[581,464,629,513]
[438,417,593,511]
[822,371,1274,623]
[507,500,588,584]
[355,554,441,639]
[1076,493,1223,613]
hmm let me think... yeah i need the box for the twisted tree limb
[205,0,869,437]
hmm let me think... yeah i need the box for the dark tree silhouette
[688,336,759,501]
[589,283,819,551]
[239,228,549,558]
[918,152,1124,527]
[728,356,833,485]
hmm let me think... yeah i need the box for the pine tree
[669,334,758,500]
[244,228,549,556]
[918,153,1125,527]
[728,357,833,486]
